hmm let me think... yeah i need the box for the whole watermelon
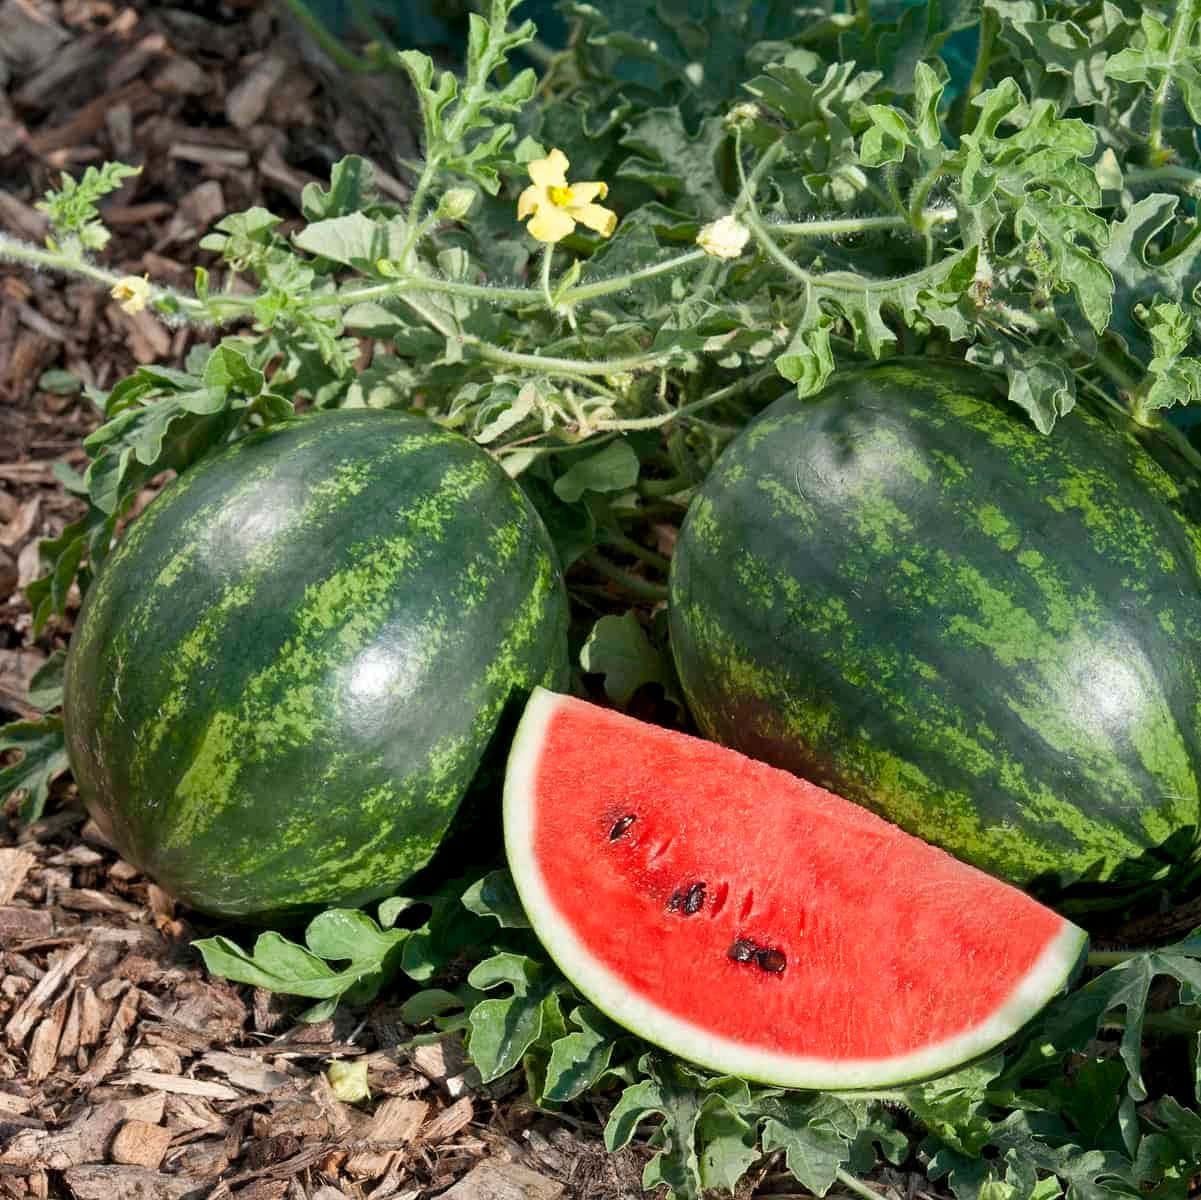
[65,410,570,921]
[669,361,1201,905]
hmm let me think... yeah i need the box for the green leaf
[194,932,346,999]
[757,1094,860,1196]
[400,988,469,1027]
[400,882,499,983]
[303,908,406,963]
[1103,195,1201,364]
[293,213,399,268]
[1104,12,1201,126]
[0,717,68,824]
[465,952,558,1081]
[696,1100,760,1194]
[553,440,641,502]
[301,156,379,221]
[194,909,408,1009]
[1014,194,1112,333]
[903,1056,1006,1156]
[579,611,681,708]
[619,110,731,223]
[543,1005,623,1102]
[35,161,141,250]
[605,1054,709,1200]
[776,320,835,396]
[202,345,264,395]
[460,869,530,929]
[860,104,913,167]
[913,61,945,148]
[27,651,67,712]
[967,342,1074,434]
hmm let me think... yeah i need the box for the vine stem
[961,7,999,132]
[836,1168,885,1200]
[540,243,555,309]
[1125,163,1201,194]
[0,233,213,320]
[588,366,779,432]
[1088,948,1138,968]
[469,339,677,377]
[1149,0,1199,162]
[278,0,371,73]
[602,530,670,572]
[578,552,669,602]
[772,207,957,238]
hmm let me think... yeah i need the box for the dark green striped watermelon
[64,410,570,921]
[669,361,1201,905]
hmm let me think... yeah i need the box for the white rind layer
[503,686,1089,1090]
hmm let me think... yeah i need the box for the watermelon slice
[504,688,1088,1089]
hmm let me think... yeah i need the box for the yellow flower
[110,275,152,315]
[517,149,617,243]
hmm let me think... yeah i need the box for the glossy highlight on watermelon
[504,688,1087,1089]
[669,362,1201,903]
[65,410,570,921]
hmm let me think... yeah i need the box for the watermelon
[669,361,1201,903]
[504,688,1087,1089]
[64,410,570,921]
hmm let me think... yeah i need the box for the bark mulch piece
[1,3,648,1197]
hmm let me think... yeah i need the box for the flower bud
[438,188,475,219]
[696,215,751,260]
[110,275,152,315]
[725,102,760,129]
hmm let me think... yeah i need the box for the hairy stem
[1149,0,1199,162]
[0,233,212,320]
[773,208,957,238]
[540,242,555,309]
[961,7,999,132]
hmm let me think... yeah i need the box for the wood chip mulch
[0,3,652,1196]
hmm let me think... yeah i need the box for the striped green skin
[669,362,1201,902]
[64,410,569,921]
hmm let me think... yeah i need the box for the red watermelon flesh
[504,688,1088,1089]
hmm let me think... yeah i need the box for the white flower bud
[696,215,751,260]
[725,102,760,129]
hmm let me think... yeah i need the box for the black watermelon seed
[609,814,636,841]
[728,938,758,963]
[683,882,706,915]
[755,947,786,974]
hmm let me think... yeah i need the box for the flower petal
[528,148,569,189]
[570,202,618,237]
[569,180,608,204]
[527,203,576,243]
[517,184,543,220]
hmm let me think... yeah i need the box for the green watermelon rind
[504,687,1088,1091]
[668,361,1201,900]
[65,411,570,921]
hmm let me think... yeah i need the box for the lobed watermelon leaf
[579,611,682,710]
[0,717,69,825]
[26,651,67,713]
[193,904,410,1020]
[465,952,563,1081]
[460,869,531,929]
[542,1004,625,1102]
